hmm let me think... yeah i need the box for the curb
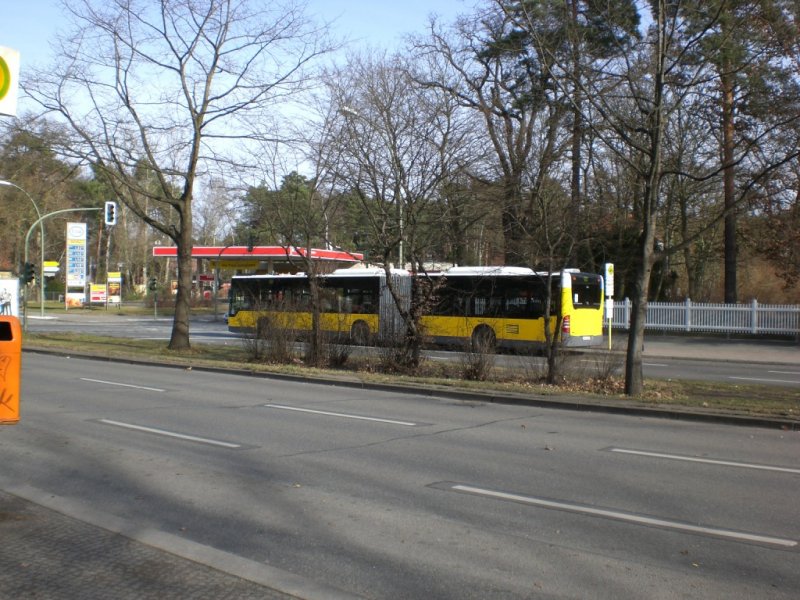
[23,346,800,432]
[573,346,800,368]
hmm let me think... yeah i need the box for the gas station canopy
[152,245,364,273]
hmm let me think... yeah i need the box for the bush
[324,330,352,368]
[460,336,496,381]
[240,313,298,364]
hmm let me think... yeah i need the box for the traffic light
[104,201,117,226]
[148,277,158,291]
[21,262,34,284]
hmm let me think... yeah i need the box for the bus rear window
[570,275,602,308]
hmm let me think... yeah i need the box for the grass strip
[23,331,799,422]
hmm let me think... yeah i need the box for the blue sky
[3,0,468,114]
[4,0,468,68]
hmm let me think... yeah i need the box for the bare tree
[194,178,239,245]
[242,170,336,366]
[590,3,700,396]
[24,0,331,349]
[326,51,464,368]
[499,0,800,395]
[412,6,584,267]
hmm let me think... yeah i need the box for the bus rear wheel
[350,321,370,346]
[471,325,496,353]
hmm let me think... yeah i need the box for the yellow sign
[0,46,20,117]
[210,260,259,270]
[90,283,107,303]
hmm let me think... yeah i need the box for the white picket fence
[611,298,800,336]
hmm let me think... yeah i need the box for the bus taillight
[562,315,571,335]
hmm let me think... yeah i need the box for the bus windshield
[570,273,602,308]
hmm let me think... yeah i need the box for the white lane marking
[124,318,173,322]
[98,419,242,448]
[136,336,240,341]
[80,378,166,392]
[608,448,800,475]
[769,370,800,375]
[264,404,418,427]
[730,376,799,384]
[450,484,797,548]
[581,359,668,367]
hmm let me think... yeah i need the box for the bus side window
[321,289,336,312]
[299,291,312,310]
[239,292,252,311]
[362,288,377,314]
[530,298,544,318]
[439,288,462,316]
[472,296,486,316]
[453,295,467,316]
[505,297,523,318]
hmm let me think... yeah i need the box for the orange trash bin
[0,316,21,425]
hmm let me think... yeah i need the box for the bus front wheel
[471,325,496,353]
[350,321,370,346]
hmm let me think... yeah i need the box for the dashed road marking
[97,419,244,448]
[607,447,800,475]
[730,376,799,385]
[264,404,420,426]
[80,378,165,392]
[445,483,798,548]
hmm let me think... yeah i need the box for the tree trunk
[544,313,563,385]
[624,240,654,395]
[624,0,667,397]
[569,0,582,213]
[501,207,527,266]
[307,273,324,367]
[721,70,737,303]
[501,177,527,266]
[168,204,192,351]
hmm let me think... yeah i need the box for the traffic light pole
[23,207,102,331]
[147,278,158,320]
[0,180,44,321]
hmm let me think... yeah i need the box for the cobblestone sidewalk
[0,491,297,600]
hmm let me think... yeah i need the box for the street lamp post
[213,245,234,322]
[22,207,102,330]
[0,180,45,317]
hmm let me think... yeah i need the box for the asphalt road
[2,353,798,599]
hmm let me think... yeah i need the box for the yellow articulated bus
[420,266,604,350]
[227,268,397,345]
[227,266,604,351]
